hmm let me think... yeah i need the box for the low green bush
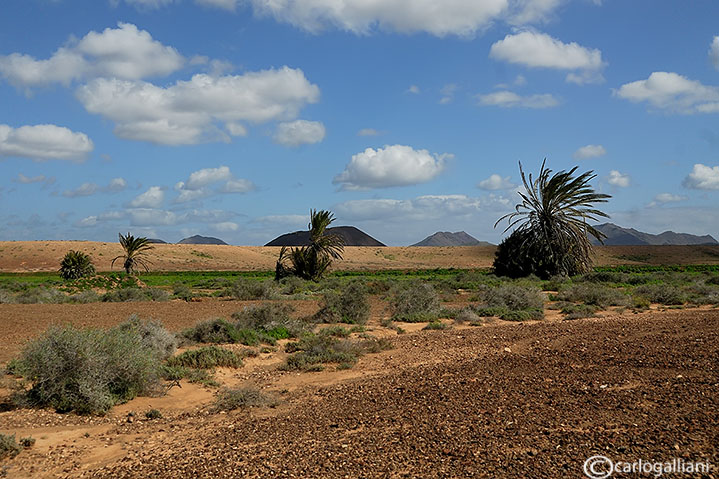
[484,284,545,311]
[13,318,173,414]
[315,280,371,324]
[0,433,21,459]
[167,346,244,369]
[557,284,630,308]
[221,279,277,300]
[212,386,277,412]
[391,282,441,323]
[633,284,686,305]
[232,303,306,338]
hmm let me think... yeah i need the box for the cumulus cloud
[195,0,238,10]
[62,177,127,198]
[211,221,239,232]
[647,192,687,208]
[489,31,605,84]
[129,186,164,208]
[0,23,184,88]
[614,72,719,114]
[478,174,516,190]
[710,36,719,70]
[273,120,326,147]
[439,83,458,104]
[507,0,564,25]
[174,166,255,203]
[333,144,450,190]
[252,214,307,226]
[477,90,559,108]
[572,144,606,160]
[76,67,320,145]
[16,173,48,184]
[682,163,719,190]
[407,85,421,94]
[246,0,508,37]
[0,124,93,161]
[114,0,176,10]
[607,170,630,187]
[358,128,381,136]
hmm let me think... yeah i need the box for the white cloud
[0,124,93,161]
[77,67,320,145]
[63,183,98,198]
[16,173,47,184]
[195,0,238,10]
[226,123,248,137]
[682,163,719,190]
[333,144,450,190]
[220,178,255,193]
[116,0,176,10]
[710,36,719,70]
[407,85,421,94]
[647,192,687,207]
[478,174,515,190]
[572,144,606,160]
[129,186,164,208]
[273,120,326,147]
[212,221,239,232]
[253,214,307,226]
[477,90,559,108]
[186,166,233,190]
[439,83,458,104]
[358,128,381,136]
[607,170,630,187]
[175,166,255,203]
[247,0,508,37]
[615,72,719,114]
[62,177,127,198]
[489,31,605,84]
[507,0,564,25]
[0,23,184,88]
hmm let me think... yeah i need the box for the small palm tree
[111,232,154,275]
[275,209,345,281]
[494,159,611,278]
[59,250,95,280]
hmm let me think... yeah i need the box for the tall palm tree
[275,209,345,281]
[494,160,611,278]
[111,232,154,275]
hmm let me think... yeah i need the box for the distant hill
[146,238,167,244]
[592,223,718,246]
[266,226,385,247]
[177,235,228,245]
[411,231,493,247]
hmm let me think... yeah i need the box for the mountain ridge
[411,231,493,247]
[266,226,385,247]
[592,223,718,246]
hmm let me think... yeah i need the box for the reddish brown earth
[1,302,717,478]
[2,241,719,272]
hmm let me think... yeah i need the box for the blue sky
[1,0,718,245]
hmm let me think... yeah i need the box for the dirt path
[1,309,717,478]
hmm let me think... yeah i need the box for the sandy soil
[2,241,719,272]
[0,301,717,478]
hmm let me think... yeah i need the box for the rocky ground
[1,307,717,478]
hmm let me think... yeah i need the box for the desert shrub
[221,279,276,300]
[484,284,545,311]
[182,318,241,344]
[315,281,370,324]
[232,303,305,338]
[473,306,510,317]
[212,386,276,412]
[454,308,480,324]
[500,309,544,321]
[283,335,360,371]
[13,322,169,414]
[633,284,686,305]
[391,282,441,322]
[144,409,162,419]
[423,321,450,331]
[166,346,243,369]
[319,325,352,338]
[706,275,719,285]
[160,365,219,387]
[16,287,66,304]
[116,315,177,360]
[145,288,169,302]
[67,290,101,303]
[0,288,15,304]
[172,283,193,302]
[542,275,570,292]
[101,288,146,302]
[278,276,306,295]
[685,282,719,305]
[19,437,35,448]
[59,250,95,280]
[358,336,393,353]
[0,434,21,459]
[580,271,624,283]
[557,284,630,308]
[560,303,599,320]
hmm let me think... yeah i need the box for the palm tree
[275,209,346,281]
[111,232,154,275]
[493,160,611,278]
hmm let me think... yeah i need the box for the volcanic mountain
[591,223,718,246]
[266,226,385,247]
[411,231,493,247]
[177,235,229,245]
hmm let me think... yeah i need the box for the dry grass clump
[212,386,278,412]
[391,281,441,323]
